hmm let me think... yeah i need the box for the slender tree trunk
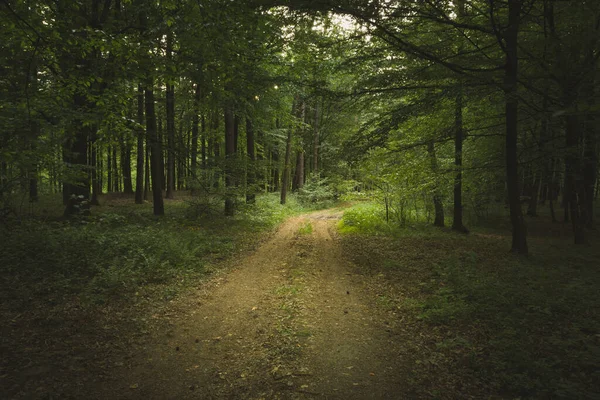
[190,83,200,193]
[144,143,150,201]
[280,128,293,205]
[165,33,176,199]
[224,106,236,215]
[504,0,528,254]
[293,151,304,191]
[212,110,220,188]
[281,100,298,204]
[427,140,444,227]
[106,145,112,193]
[112,146,119,192]
[313,100,320,173]
[201,114,207,169]
[121,134,133,194]
[90,135,100,205]
[135,84,145,204]
[246,117,256,203]
[145,78,164,216]
[452,85,468,233]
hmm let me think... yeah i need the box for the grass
[0,192,310,309]
[297,220,313,235]
[338,200,600,399]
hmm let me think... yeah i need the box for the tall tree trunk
[63,94,91,204]
[313,100,320,173]
[427,140,444,227]
[144,143,150,201]
[90,135,100,205]
[135,83,145,204]
[121,134,133,194]
[280,127,293,205]
[224,106,236,215]
[201,114,207,169]
[246,117,256,203]
[452,85,468,233]
[212,110,220,189]
[106,145,112,193]
[190,83,200,193]
[158,113,166,191]
[166,32,176,199]
[145,78,164,216]
[293,151,304,191]
[112,145,119,192]
[504,0,528,254]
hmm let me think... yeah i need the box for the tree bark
[313,100,320,173]
[504,0,528,254]
[224,106,236,215]
[135,84,145,204]
[246,117,256,203]
[427,140,444,227]
[190,83,200,193]
[452,85,468,233]
[281,99,298,204]
[165,31,176,199]
[145,78,164,216]
[293,151,304,191]
[121,134,133,194]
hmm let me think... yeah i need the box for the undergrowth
[0,192,310,310]
[339,200,600,399]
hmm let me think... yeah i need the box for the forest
[1,0,599,399]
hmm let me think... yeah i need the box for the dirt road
[102,209,408,399]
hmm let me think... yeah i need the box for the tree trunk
[165,36,176,199]
[246,117,256,203]
[313,100,320,173]
[145,78,164,216]
[281,100,298,205]
[121,134,133,194]
[135,84,145,204]
[63,94,91,204]
[280,128,293,205]
[504,0,528,254]
[427,140,444,227]
[112,145,119,192]
[224,106,236,215]
[293,151,304,191]
[190,83,200,193]
[144,143,150,201]
[201,114,207,169]
[452,85,468,233]
[90,135,100,205]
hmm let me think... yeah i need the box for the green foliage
[297,221,313,235]
[338,202,390,234]
[297,174,335,205]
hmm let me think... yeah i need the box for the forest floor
[2,197,599,399]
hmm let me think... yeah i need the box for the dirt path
[101,209,408,399]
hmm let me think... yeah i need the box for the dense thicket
[1,0,598,253]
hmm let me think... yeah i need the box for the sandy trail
[101,209,406,399]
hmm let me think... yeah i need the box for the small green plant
[297,221,313,235]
